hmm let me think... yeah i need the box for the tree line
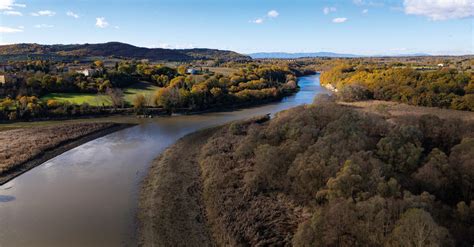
[0,60,302,120]
[320,61,473,111]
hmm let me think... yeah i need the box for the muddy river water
[0,75,327,246]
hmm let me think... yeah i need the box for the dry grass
[0,123,116,175]
[138,128,217,247]
[338,100,474,123]
[203,67,238,76]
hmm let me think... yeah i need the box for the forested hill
[0,42,251,61]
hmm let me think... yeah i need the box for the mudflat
[0,122,133,185]
[138,127,218,247]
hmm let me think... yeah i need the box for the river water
[0,74,327,246]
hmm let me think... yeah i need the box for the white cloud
[353,0,385,7]
[251,18,264,24]
[251,10,279,24]
[0,0,25,10]
[95,17,109,28]
[323,7,337,15]
[3,10,21,15]
[34,24,54,28]
[332,17,348,23]
[154,43,196,49]
[267,10,279,18]
[31,10,56,17]
[404,0,474,20]
[66,11,79,18]
[362,9,369,14]
[0,26,23,33]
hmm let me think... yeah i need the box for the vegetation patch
[321,61,474,111]
[142,97,474,246]
[198,99,474,246]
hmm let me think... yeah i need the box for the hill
[0,42,251,61]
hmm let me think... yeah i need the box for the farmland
[42,81,160,107]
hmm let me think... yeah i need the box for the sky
[0,0,473,55]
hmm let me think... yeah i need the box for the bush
[337,84,372,102]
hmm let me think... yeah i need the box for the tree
[449,138,474,201]
[376,125,423,174]
[133,94,146,113]
[412,149,456,201]
[387,208,452,247]
[106,88,124,109]
[154,87,181,112]
[338,84,372,102]
[177,65,187,75]
[94,60,104,68]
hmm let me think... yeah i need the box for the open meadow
[41,81,160,107]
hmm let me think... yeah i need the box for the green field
[42,81,160,106]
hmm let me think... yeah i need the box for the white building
[186,68,199,75]
[75,68,96,77]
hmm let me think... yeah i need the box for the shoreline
[0,74,318,124]
[0,123,135,185]
[138,127,219,246]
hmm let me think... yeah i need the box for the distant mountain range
[0,42,251,61]
[248,52,433,59]
[248,52,359,59]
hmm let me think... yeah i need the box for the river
[0,74,327,246]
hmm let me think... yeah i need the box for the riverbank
[138,100,474,245]
[0,123,134,185]
[138,127,218,246]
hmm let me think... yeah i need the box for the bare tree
[106,88,124,109]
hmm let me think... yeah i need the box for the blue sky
[0,0,473,55]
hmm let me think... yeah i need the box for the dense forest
[320,61,474,111]
[196,97,474,246]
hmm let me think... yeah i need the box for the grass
[0,123,115,176]
[41,81,160,107]
[203,67,238,76]
[42,93,110,106]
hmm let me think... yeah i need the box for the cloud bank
[404,0,474,20]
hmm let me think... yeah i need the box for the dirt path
[138,127,218,247]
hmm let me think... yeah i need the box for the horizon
[2,41,473,57]
[0,0,473,56]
